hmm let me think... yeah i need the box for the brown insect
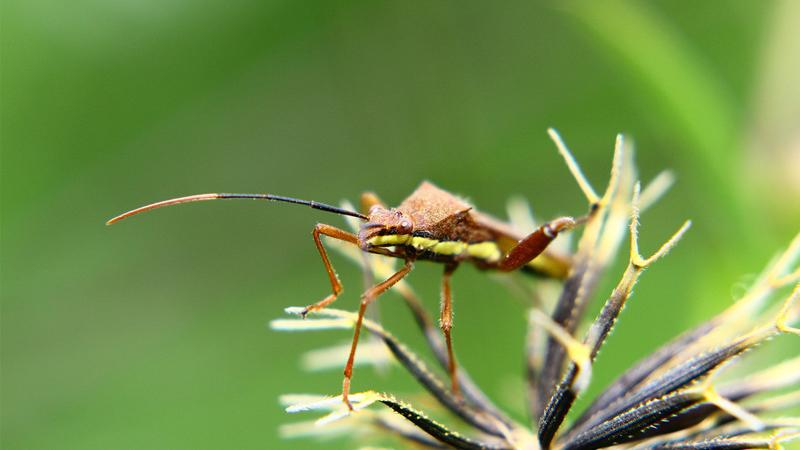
[108,164,590,409]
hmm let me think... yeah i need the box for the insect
[108,149,591,410]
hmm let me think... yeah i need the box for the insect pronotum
[108,131,595,409]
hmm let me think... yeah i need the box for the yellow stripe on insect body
[409,236,441,251]
[368,234,412,246]
[466,241,502,263]
[410,237,467,255]
[368,234,503,263]
[413,237,502,262]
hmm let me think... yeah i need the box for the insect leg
[497,217,577,271]
[358,192,388,348]
[342,259,414,409]
[300,223,359,317]
[440,263,461,397]
[360,191,386,214]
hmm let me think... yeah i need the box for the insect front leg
[342,259,414,409]
[497,217,577,271]
[300,223,359,317]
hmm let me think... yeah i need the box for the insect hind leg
[497,217,577,272]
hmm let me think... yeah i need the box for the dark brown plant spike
[536,132,626,418]
[571,320,717,430]
[526,307,548,426]
[564,389,708,450]
[584,185,690,365]
[536,257,593,417]
[626,412,798,450]
[573,234,799,431]
[614,390,767,444]
[642,303,797,401]
[562,287,799,447]
[628,402,736,442]
[646,438,772,450]
[372,414,449,449]
[538,184,691,448]
[530,147,642,424]
[656,393,800,442]
[563,337,749,445]
[379,397,512,450]
[568,285,800,437]
[690,417,800,441]
[647,427,800,450]
[715,355,800,402]
[280,389,512,450]
[644,235,800,380]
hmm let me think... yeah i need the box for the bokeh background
[3,1,799,449]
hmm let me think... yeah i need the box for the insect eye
[399,220,412,232]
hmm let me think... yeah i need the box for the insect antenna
[106,193,369,225]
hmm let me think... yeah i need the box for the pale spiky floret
[272,132,800,449]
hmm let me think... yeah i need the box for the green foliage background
[3,1,799,449]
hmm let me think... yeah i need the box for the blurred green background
[3,1,799,449]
